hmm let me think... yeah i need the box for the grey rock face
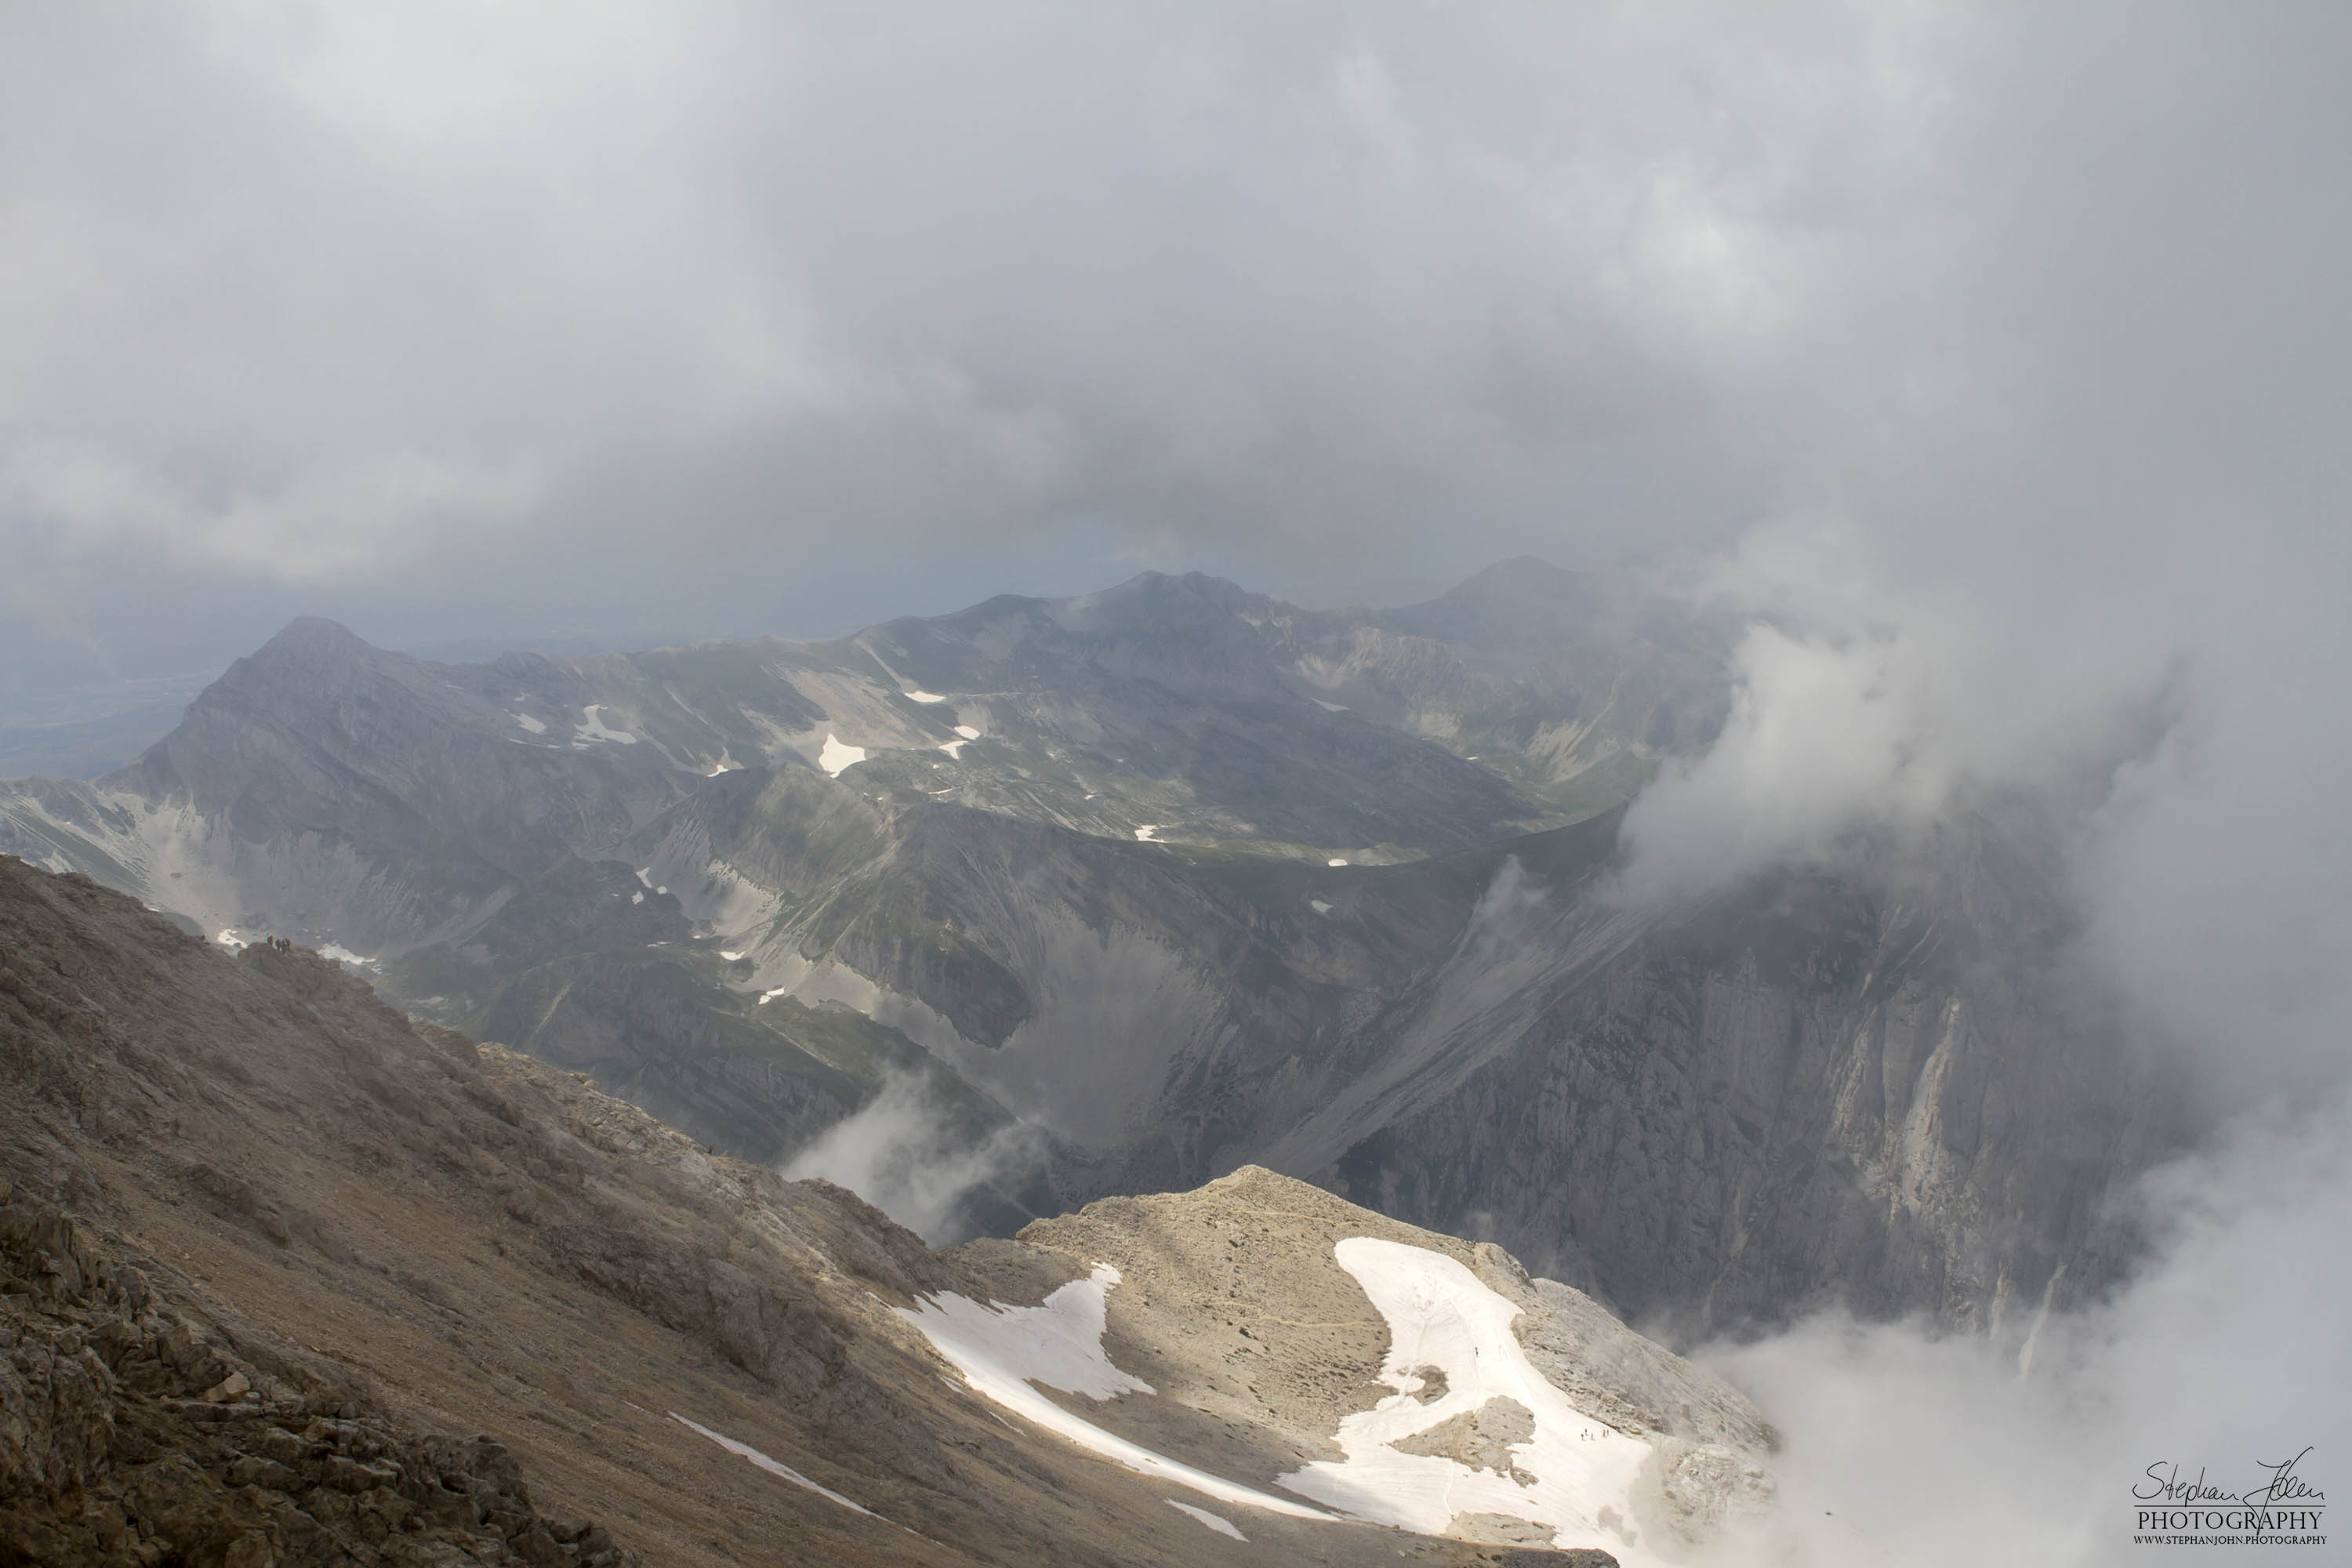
[541,1224,847,1398]
[1393,1397,1538,1481]
[1322,855,2191,1333]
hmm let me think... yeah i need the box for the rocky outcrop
[540,1221,849,1399]
[0,1183,631,1568]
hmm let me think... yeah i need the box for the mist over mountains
[1,561,2188,1349]
[4,3,2348,1563]
[2,544,2328,1566]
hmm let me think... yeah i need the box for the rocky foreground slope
[0,854,1776,1566]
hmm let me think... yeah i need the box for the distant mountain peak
[225,616,405,688]
[258,615,375,652]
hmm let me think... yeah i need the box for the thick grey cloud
[1552,16,2352,1559]
[5,4,2338,683]
[31,3,2336,658]
[1609,2,2352,1093]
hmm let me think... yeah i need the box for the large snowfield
[898,1240,1664,1561]
[1281,1237,1659,1563]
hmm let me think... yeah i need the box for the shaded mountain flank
[0,854,1788,1565]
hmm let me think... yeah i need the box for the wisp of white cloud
[781,1070,1037,1245]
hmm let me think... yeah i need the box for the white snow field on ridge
[895,1265,1337,1521]
[899,1240,1669,1562]
[818,732,868,775]
[1279,1237,1661,1563]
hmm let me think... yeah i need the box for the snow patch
[214,928,249,950]
[1276,1238,1657,1563]
[630,891,644,906]
[937,739,966,758]
[1310,899,1334,915]
[1327,858,1348,867]
[668,1414,877,1518]
[913,1265,1152,1401]
[1166,1501,1246,1541]
[573,704,638,745]
[1134,825,1160,842]
[719,950,746,962]
[757,986,790,1005]
[818,733,867,775]
[317,943,379,971]
[953,724,980,740]
[904,689,949,703]
[1312,698,1348,712]
[511,711,546,734]
[898,1268,1333,1521]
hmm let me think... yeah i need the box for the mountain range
[0,561,2187,1341]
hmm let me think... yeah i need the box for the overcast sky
[7,2,2339,697]
[6,9,2349,1555]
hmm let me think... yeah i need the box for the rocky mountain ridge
[0,562,1719,946]
[0,564,2187,1342]
[0,853,1780,1564]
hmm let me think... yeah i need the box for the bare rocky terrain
[960,1166,1773,1555]
[0,852,1787,1565]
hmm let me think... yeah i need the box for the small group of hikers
[261,936,296,953]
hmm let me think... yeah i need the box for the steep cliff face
[122,619,702,956]
[746,794,2187,1340]
[1317,863,2194,1334]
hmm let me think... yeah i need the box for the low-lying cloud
[1698,1089,2352,1566]
[1588,14,2352,1548]
[781,1070,1038,1245]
